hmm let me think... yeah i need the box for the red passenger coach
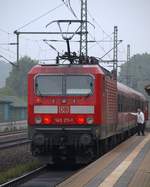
[28,63,148,164]
[117,83,148,132]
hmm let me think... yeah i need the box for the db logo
[58,106,70,114]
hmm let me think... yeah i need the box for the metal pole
[80,0,88,58]
[14,31,83,35]
[113,26,118,80]
[113,26,118,128]
[16,33,19,65]
[14,30,84,66]
[126,44,130,85]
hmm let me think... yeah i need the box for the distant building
[0,96,27,122]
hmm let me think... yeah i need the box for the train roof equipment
[117,82,146,100]
[145,84,150,96]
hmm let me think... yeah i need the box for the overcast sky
[0,0,150,66]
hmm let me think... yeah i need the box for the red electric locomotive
[28,58,148,164]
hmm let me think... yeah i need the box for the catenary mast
[80,0,88,58]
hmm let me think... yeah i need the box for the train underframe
[29,125,100,164]
[29,125,137,164]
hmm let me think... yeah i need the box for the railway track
[0,133,30,150]
[0,130,27,137]
[0,121,27,133]
[0,138,31,149]
[0,165,79,187]
[0,165,46,187]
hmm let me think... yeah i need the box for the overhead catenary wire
[62,0,112,59]
[99,40,123,60]
[4,0,121,63]
[68,0,78,18]
[0,43,17,45]
[0,28,12,35]
[86,4,113,59]
[42,39,114,43]
[0,46,16,55]
[87,9,113,40]
[10,0,114,61]
[61,0,78,19]
[0,33,47,61]
[61,0,113,60]
[43,40,60,54]
[77,0,113,41]
[0,55,17,67]
[0,4,65,59]
[88,32,112,60]
[0,28,41,46]
[16,3,64,31]
[9,3,65,61]
[0,28,15,58]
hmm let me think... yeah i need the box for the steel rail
[0,138,31,150]
[0,165,47,187]
[0,130,27,137]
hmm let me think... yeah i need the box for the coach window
[66,75,93,95]
[132,98,135,111]
[122,95,125,112]
[129,98,132,111]
[135,99,137,110]
[128,98,130,111]
[124,97,126,111]
[35,75,63,95]
[141,102,144,110]
[134,99,136,111]
[118,95,120,112]
[120,95,123,112]
[130,98,132,111]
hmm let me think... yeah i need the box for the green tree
[118,53,150,98]
[4,56,38,100]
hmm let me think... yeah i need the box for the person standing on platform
[130,108,145,136]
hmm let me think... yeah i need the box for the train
[27,59,148,164]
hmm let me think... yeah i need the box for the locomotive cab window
[35,75,63,95]
[35,74,93,96]
[66,75,93,95]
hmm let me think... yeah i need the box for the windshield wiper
[85,82,93,97]
[35,82,42,96]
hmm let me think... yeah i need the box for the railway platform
[57,133,150,187]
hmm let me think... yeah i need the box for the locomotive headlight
[35,116,42,124]
[86,117,94,124]
[43,116,52,125]
[76,117,85,124]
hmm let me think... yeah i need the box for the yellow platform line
[98,134,150,187]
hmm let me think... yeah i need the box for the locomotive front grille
[33,126,94,147]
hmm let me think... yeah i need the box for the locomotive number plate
[54,117,74,123]
[58,106,70,114]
